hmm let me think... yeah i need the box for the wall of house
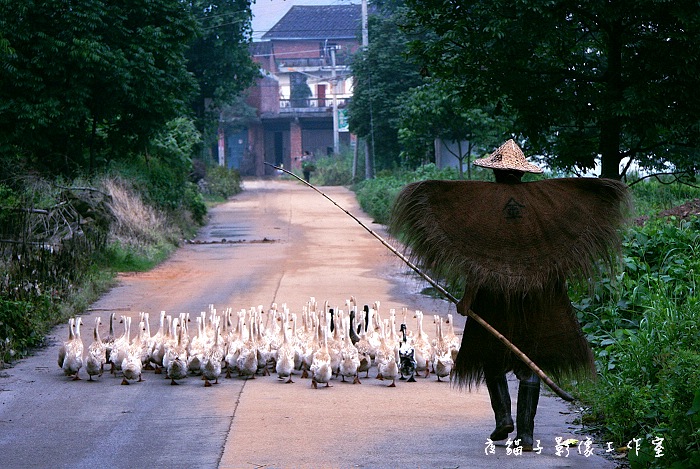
[272,39,359,63]
[246,124,265,176]
[247,75,280,115]
[245,33,361,175]
[303,129,333,157]
[273,40,321,60]
[290,121,302,169]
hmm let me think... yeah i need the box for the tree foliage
[0,0,258,177]
[402,0,700,179]
[0,0,200,177]
[398,79,510,178]
[347,6,424,172]
[187,0,259,138]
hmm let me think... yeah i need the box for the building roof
[261,5,362,41]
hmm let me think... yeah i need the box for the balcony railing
[280,97,349,111]
[277,56,351,69]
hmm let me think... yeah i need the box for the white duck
[85,317,106,381]
[225,311,245,378]
[445,313,461,361]
[295,307,316,378]
[121,317,144,385]
[187,315,206,375]
[254,310,272,376]
[166,318,188,385]
[57,318,72,370]
[139,312,154,370]
[160,315,176,376]
[338,316,361,384]
[263,305,281,368]
[109,315,129,376]
[275,311,295,383]
[433,317,454,382]
[62,318,84,380]
[374,319,392,380]
[412,311,432,378]
[148,311,167,374]
[102,312,117,373]
[364,305,381,360]
[236,313,258,379]
[376,319,399,387]
[310,321,332,388]
[201,321,224,387]
[327,307,344,377]
[58,318,83,380]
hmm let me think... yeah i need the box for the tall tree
[0,0,200,176]
[403,0,700,179]
[186,0,259,140]
[347,6,424,173]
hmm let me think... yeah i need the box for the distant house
[220,5,362,176]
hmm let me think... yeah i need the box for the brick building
[221,5,362,176]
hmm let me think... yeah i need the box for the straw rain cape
[389,177,631,387]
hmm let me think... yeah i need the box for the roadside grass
[353,163,464,224]
[627,173,700,217]
[569,215,700,467]
[0,165,241,365]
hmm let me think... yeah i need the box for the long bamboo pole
[265,162,575,402]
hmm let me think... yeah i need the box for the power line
[202,19,248,30]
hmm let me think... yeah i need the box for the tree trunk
[599,19,624,180]
[457,140,464,180]
[599,123,623,179]
[364,139,374,179]
[352,138,359,182]
[467,141,475,180]
[89,116,97,175]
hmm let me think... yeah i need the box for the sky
[250,0,361,42]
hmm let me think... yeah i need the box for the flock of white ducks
[57,297,461,388]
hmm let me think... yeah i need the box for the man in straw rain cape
[389,139,630,451]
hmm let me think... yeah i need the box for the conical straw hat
[473,139,543,174]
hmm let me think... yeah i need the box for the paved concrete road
[0,179,619,469]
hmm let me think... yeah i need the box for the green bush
[0,118,207,366]
[353,163,460,224]
[111,117,202,216]
[628,174,700,217]
[0,296,53,363]
[571,214,700,467]
[183,182,207,225]
[354,176,407,224]
[200,165,242,200]
[310,147,356,186]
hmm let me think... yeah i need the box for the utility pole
[364,0,374,179]
[362,0,368,50]
[330,45,339,154]
[353,0,369,181]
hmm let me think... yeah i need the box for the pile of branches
[0,185,113,301]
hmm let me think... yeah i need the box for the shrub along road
[0,179,617,468]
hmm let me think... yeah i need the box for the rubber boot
[515,374,540,451]
[485,374,514,441]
